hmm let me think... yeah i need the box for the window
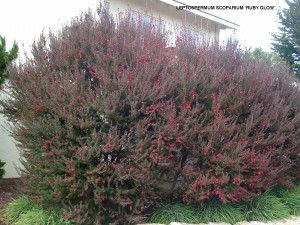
[155,18,165,34]
[141,14,152,27]
[189,30,199,41]
[130,11,153,27]
[129,11,165,34]
[179,27,209,46]
[103,2,110,13]
[130,11,138,24]
[180,27,199,43]
[199,32,206,45]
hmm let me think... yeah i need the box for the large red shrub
[1,8,299,225]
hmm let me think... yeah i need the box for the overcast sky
[0,0,288,61]
[1,0,99,61]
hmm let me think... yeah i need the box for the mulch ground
[0,178,23,225]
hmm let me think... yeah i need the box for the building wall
[0,84,23,178]
[104,0,220,45]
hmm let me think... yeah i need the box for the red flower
[260,121,266,127]
[192,91,196,99]
[215,153,222,159]
[233,177,239,185]
[112,164,118,168]
[43,143,49,150]
[48,151,55,156]
[169,143,176,147]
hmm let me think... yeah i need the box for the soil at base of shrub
[0,178,23,209]
[0,178,23,224]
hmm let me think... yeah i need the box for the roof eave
[158,0,239,30]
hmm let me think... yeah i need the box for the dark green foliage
[240,192,291,222]
[0,36,18,86]
[275,186,300,215]
[148,202,244,224]
[149,186,300,224]
[0,160,5,180]
[272,0,300,78]
[248,47,285,66]
[282,187,300,215]
[197,202,245,224]
[148,204,202,224]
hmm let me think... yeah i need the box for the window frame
[103,1,110,13]
[130,10,165,34]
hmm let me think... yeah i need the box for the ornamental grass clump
[197,202,245,224]
[148,204,201,224]
[0,5,299,225]
[5,196,36,224]
[15,209,75,225]
[276,186,300,215]
[241,192,291,222]
[6,196,75,225]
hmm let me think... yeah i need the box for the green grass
[15,208,74,225]
[197,202,245,224]
[5,195,36,224]
[239,191,291,222]
[148,186,300,224]
[147,203,202,224]
[277,186,300,216]
[147,202,245,225]
[5,186,300,225]
[5,196,74,225]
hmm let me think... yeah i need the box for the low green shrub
[148,201,245,224]
[148,187,300,224]
[6,195,74,225]
[0,160,5,180]
[6,195,36,223]
[148,203,201,224]
[15,208,74,225]
[241,192,291,222]
[197,202,245,224]
[278,186,300,215]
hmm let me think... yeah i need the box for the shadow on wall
[0,81,22,178]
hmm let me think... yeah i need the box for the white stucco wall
[0,82,22,178]
[104,0,220,45]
